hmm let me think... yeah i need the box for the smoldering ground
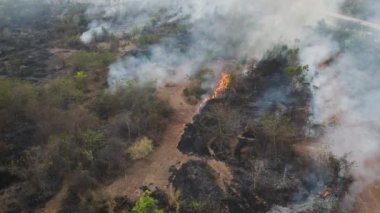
[300,0,380,210]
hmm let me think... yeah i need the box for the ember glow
[211,72,232,99]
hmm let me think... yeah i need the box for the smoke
[80,0,380,209]
[300,0,380,209]
[80,0,341,87]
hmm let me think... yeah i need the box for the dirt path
[105,80,199,200]
[42,179,69,213]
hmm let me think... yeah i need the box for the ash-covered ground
[175,47,352,213]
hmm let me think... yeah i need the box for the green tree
[80,129,106,163]
[259,112,295,154]
[286,64,309,82]
[132,190,163,213]
[74,71,89,90]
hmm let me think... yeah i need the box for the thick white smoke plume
[300,1,380,209]
[81,0,340,87]
[81,0,380,210]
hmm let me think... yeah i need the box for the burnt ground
[0,49,65,81]
[174,48,351,212]
[0,1,88,81]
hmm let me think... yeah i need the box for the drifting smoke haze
[79,0,380,210]
[81,0,341,87]
[302,1,380,208]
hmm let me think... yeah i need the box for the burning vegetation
[211,72,234,99]
[177,45,353,212]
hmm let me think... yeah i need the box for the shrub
[74,71,89,90]
[81,129,106,153]
[285,64,309,82]
[191,200,203,211]
[80,129,106,163]
[65,35,82,48]
[127,137,154,160]
[149,16,159,26]
[167,185,181,213]
[136,35,156,48]
[132,190,163,213]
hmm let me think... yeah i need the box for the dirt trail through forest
[105,79,199,200]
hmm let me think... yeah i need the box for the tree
[132,190,163,213]
[207,104,240,138]
[259,112,295,155]
[80,129,106,163]
[285,64,309,82]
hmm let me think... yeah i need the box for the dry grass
[166,184,182,213]
[207,160,233,192]
[127,137,154,160]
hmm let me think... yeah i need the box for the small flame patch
[211,72,232,99]
[322,191,331,199]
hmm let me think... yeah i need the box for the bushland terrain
[0,1,372,213]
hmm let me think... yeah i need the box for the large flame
[211,72,232,99]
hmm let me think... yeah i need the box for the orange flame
[211,72,232,99]
[322,191,331,199]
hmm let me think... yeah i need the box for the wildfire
[198,72,233,110]
[322,191,331,199]
[211,72,232,99]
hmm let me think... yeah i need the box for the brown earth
[353,182,380,213]
[352,157,380,213]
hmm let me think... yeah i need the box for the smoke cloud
[81,0,380,209]
[300,0,380,209]
[80,0,341,86]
